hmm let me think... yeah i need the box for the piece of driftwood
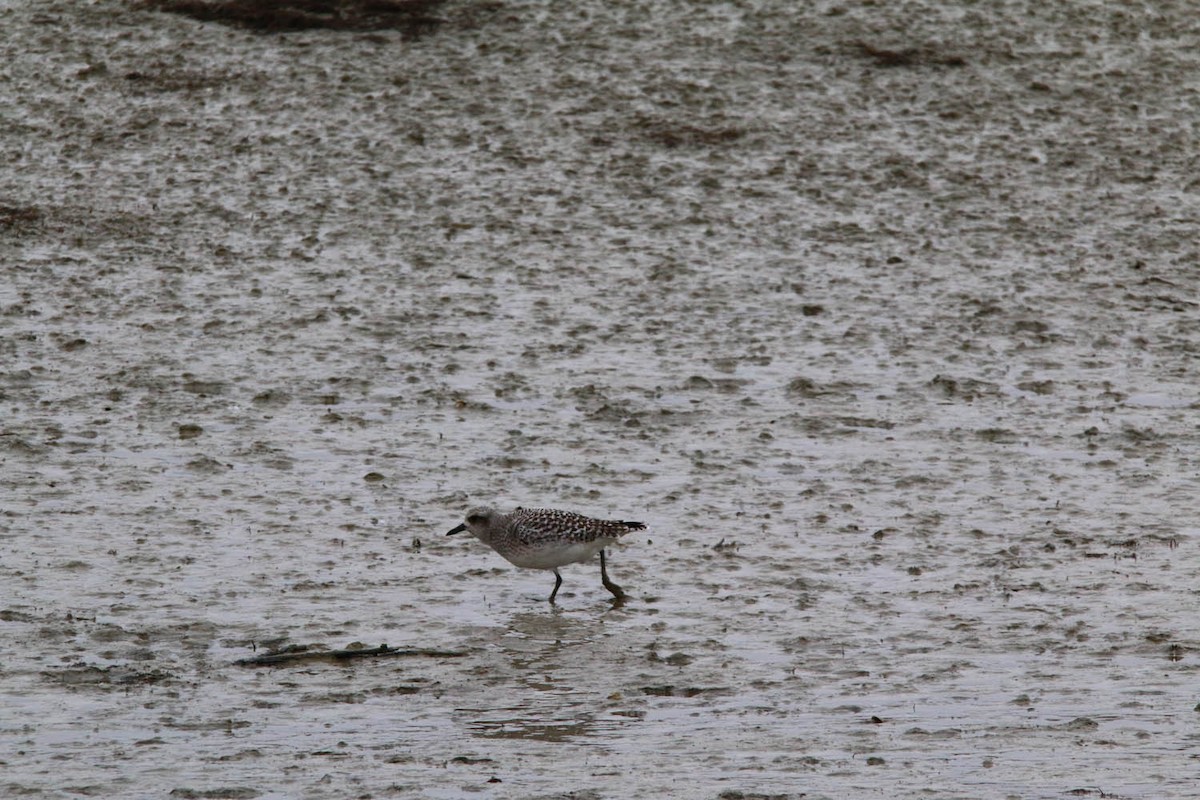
[235,644,468,667]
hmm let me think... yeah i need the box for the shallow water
[3,1,1199,798]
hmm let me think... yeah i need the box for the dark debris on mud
[140,0,451,36]
[854,41,968,68]
[235,642,468,666]
[168,788,261,799]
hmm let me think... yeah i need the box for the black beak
[446,523,467,536]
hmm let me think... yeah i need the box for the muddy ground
[3,1,1199,798]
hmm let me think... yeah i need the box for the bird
[446,506,645,603]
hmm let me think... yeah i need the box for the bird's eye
[467,514,484,525]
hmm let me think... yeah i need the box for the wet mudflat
[3,1,1199,798]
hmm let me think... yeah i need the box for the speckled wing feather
[510,507,645,546]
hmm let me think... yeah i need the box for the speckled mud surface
[3,1,1200,798]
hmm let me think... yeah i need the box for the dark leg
[548,569,563,603]
[599,550,626,601]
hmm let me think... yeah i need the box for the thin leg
[599,549,626,601]
[548,569,563,603]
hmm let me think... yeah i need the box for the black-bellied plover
[446,506,646,603]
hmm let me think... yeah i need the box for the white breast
[502,537,615,570]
